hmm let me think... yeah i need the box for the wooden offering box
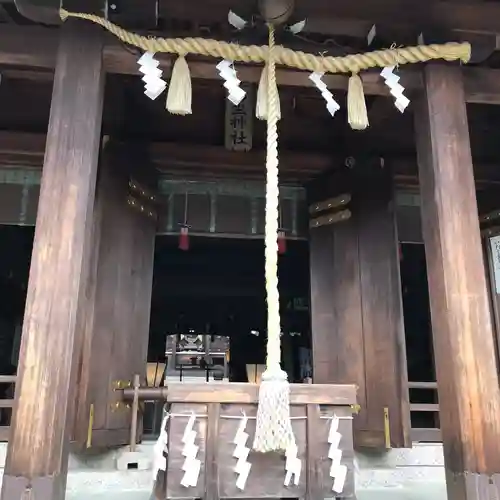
[156,382,357,500]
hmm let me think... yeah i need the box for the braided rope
[252,25,296,454]
[60,9,471,74]
[264,24,281,374]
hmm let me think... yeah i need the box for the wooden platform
[154,382,357,500]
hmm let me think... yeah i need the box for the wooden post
[415,64,500,499]
[0,20,104,500]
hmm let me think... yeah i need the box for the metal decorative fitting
[258,0,295,25]
[309,193,351,214]
[112,380,132,390]
[309,210,351,229]
[309,192,352,228]
[350,404,361,414]
[110,401,131,412]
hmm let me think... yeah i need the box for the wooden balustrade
[0,375,16,441]
[408,381,440,442]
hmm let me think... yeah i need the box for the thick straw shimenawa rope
[252,24,295,454]
[59,9,471,74]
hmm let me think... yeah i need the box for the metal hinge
[309,193,352,228]
[309,209,351,228]
[309,193,351,214]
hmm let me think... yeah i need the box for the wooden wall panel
[0,185,22,225]
[156,182,307,239]
[396,205,423,243]
[309,163,411,448]
[216,195,252,234]
[172,193,211,232]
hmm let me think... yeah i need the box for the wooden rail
[408,380,441,442]
[0,375,16,441]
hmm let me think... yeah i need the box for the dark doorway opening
[145,236,312,435]
[0,225,33,431]
[400,242,439,436]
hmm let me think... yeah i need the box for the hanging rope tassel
[253,24,295,455]
[166,55,192,115]
[256,64,281,121]
[347,73,369,130]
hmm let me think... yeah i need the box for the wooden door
[308,159,411,448]
[72,142,157,448]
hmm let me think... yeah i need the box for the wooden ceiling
[1,0,500,184]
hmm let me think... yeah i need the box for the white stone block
[115,450,151,471]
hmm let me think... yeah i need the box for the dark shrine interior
[148,236,312,383]
[0,223,438,426]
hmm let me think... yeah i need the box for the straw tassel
[166,55,192,115]
[256,65,281,121]
[347,73,369,130]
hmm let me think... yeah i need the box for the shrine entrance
[3,0,500,498]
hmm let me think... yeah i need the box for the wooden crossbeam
[1,25,500,104]
[14,0,500,35]
[1,131,500,186]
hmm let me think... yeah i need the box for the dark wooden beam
[414,64,500,499]
[13,0,106,23]
[13,0,60,23]
[12,0,500,38]
[1,25,500,104]
[3,131,500,186]
[0,19,104,500]
[167,0,500,35]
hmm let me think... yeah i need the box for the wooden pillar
[308,163,410,448]
[415,64,500,499]
[1,20,104,500]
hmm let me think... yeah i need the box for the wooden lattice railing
[408,381,440,442]
[0,375,16,441]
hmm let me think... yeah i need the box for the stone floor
[0,442,448,499]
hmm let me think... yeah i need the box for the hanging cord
[252,24,295,454]
[264,24,281,374]
[59,10,471,73]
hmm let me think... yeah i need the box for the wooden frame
[0,375,15,442]
[407,381,441,443]
[150,382,357,500]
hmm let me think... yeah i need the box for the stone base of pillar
[1,473,66,500]
[446,471,500,500]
